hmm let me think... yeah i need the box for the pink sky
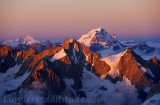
[0,0,160,40]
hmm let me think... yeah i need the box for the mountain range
[0,28,160,105]
[1,35,61,53]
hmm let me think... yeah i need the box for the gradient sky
[0,0,160,41]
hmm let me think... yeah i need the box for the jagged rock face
[103,48,160,89]
[14,38,110,96]
[0,39,110,105]
[15,47,61,77]
[93,58,110,77]
[118,48,153,88]
[1,39,160,105]
[151,56,159,64]
[62,38,111,77]
[149,56,160,82]
[18,60,65,95]
[16,48,37,64]
[0,45,16,72]
[0,45,37,73]
[146,84,160,99]
[14,45,72,92]
[14,47,61,78]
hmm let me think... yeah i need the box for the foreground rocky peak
[123,48,144,61]
[118,48,160,88]
[16,48,37,64]
[0,45,16,72]
[150,56,159,65]
[52,38,110,76]
[61,38,111,75]
[0,45,37,73]
[0,45,15,56]
[62,38,80,50]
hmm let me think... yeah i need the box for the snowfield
[79,68,142,105]
[102,50,126,78]
[0,64,31,105]
[50,48,67,62]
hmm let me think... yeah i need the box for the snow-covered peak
[88,27,104,33]
[95,27,103,31]
[87,27,109,36]
[78,28,117,47]
[2,36,39,47]
[23,35,39,45]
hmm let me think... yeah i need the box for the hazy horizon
[0,32,160,42]
[0,0,160,40]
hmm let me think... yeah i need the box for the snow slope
[62,67,141,105]
[78,68,141,105]
[0,64,31,97]
[50,48,67,62]
[102,50,126,78]
[0,64,32,105]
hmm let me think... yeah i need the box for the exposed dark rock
[99,86,108,91]
[76,91,87,98]
[0,45,16,73]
